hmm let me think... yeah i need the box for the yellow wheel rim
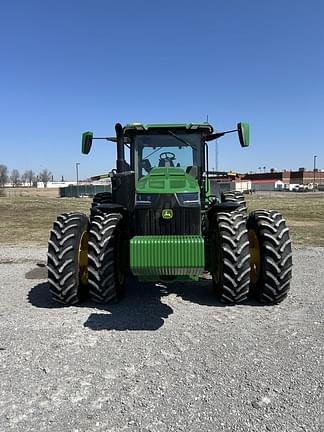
[78,231,89,285]
[248,229,261,284]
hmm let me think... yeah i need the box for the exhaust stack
[115,123,125,173]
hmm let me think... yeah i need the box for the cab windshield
[134,132,202,179]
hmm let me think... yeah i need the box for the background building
[243,168,324,192]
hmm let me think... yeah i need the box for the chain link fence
[59,184,111,198]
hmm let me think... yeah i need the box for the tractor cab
[123,123,212,184]
[82,122,250,206]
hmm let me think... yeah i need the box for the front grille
[135,206,200,235]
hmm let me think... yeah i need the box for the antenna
[216,140,219,171]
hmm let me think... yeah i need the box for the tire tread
[47,212,89,305]
[247,210,293,304]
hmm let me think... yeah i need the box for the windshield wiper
[144,146,163,159]
[167,130,192,147]
[143,131,194,161]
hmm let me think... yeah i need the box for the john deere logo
[162,209,173,219]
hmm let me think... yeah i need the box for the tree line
[0,164,52,187]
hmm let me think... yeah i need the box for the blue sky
[1,0,323,180]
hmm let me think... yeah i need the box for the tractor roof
[123,122,214,134]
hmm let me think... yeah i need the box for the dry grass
[2,187,60,198]
[246,192,324,247]
[0,189,323,247]
[0,188,91,246]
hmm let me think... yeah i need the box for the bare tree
[10,169,20,187]
[23,169,35,187]
[0,164,8,187]
[28,169,35,187]
[21,171,28,185]
[39,169,52,188]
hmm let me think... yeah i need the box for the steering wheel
[159,152,176,161]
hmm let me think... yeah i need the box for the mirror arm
[93,137,130,144]
[223,129,238,135]
[91,137,117,142]
[205,129,237,141]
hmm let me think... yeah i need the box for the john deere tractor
[47,122,292,305]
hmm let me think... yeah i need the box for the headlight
[135,193,154,204]
[176,192,200,205]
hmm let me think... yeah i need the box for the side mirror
[81,131,93,154]
[237,122,250,147]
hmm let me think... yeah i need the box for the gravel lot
[0,245,323,432]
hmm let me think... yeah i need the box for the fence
[59,184,111,198]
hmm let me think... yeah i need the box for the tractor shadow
[28,276,261,332]
[28,280,172,331]
[84,280,263,331]
[84,281,173,331]
[82,279,225,332]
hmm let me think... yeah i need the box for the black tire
[91,192,112,205]
[90,192,113,216]
[247,210,293,304]
[47,212,89,305]
[88,212,127,303]
[210,211,250,304]
[222,191,247,216]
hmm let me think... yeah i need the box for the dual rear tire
[47,213,89,305]
[211,211,250,303]
[47,211,126,305]
[88,213,127,303]
[247,210,292,303]
[210,209,292,304]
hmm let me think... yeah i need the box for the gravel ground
[0,245,323,432]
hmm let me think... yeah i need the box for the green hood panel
[136,167,199,194]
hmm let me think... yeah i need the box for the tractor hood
[136,167,199,194]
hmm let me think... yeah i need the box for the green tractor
[47,122,292,305]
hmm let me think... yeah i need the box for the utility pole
[313,155,317,191]
[76,162,80,197]
[76,162,80,184]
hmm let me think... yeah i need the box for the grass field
[0,188,323,246]
[245,192,324,247]
[0,188,90,245]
